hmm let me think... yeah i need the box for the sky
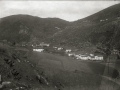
[0,0,120,21]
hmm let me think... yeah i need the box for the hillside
[51,3,120,52]
[74,3,120,23]
[0,4,120,51]
[1,44,120,90]
[1,3,120,90]
[0,14,70,44]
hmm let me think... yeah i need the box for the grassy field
[28,51,120,90]
[0,45,120,90]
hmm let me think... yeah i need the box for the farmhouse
[33,49,44,52]
[75,54,89,60]
[80,55,89,60]
[65,49,72,53]
[58,47,63,50]
[68,53,75,57]
[74,53,103,61]
[75,54,80,59]
[95,55,103,60]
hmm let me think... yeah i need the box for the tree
[96,23,120,62]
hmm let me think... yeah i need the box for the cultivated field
[28,52,120,90]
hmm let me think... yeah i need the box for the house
[95,55,103,60]
[33,49,44,52]
[75,54,80,59]
[58,47,63,50]
[68,53,75,57]
[65,49,72,53]
[68,53,73,56]
[80,56,89,60]
[75,54,89,60]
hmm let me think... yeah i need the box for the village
[1,40,120,62]
[31,42,104,61]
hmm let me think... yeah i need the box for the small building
[80,56,89,60]
[75,54,89,60]
[95,55,103,60]
[68,53,75,57]
[65,49,72,53]
[58,47,63,50]
[33,49,44,52]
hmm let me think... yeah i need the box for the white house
[33,49,44,52]
[74,53,103,61]
[80,56,89,60]
[75,54,89,60]
[65,49,72,53]
[58,47,63,50]
[75,55,80,59]
[95,55,103,60]
[68,53,75,57]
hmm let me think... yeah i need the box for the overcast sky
[0,1,120,21]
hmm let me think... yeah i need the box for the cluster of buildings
[32,42,50,52]
[74,54,103,60]
[53,46,104,61]
[31,43,104,61]
[67,52,103,61]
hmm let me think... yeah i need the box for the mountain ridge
[0,3,120,52]
[0,14,70,44]
[50,3,120,52]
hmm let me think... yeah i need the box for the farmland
[28,51,120,90]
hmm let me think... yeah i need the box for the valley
[0,2,120,90]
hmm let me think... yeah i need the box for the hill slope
[51,3,120,52]
[0,14,70,43]
[0,43,120,90]
[1,4,120,51]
